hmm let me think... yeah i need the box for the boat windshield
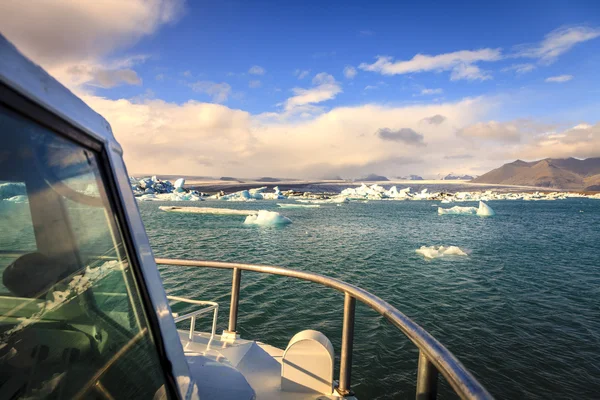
[0,105,169,399]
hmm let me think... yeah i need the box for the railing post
[189,316,196,341]
[227,268,242,333]
[337,293,356,397]
[416,350,438,400]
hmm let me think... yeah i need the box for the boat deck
[178,330,349,400]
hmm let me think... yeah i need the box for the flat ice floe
[438,201,495,216]
[159,206,256,215]
[416,245,468,259]
[438,205,477,215]
[277,203,320,208]
[244,210,292,226]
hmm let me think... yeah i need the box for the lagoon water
[142,199,600,399]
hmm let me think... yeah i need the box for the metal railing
[156,258,492,400]
[167,295,219,350]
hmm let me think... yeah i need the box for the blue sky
[103,0,600,117]
[2,0,600,177]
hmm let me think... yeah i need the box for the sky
[1,0,600,179]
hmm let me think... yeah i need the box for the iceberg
[174,178,186,192]
[159,206,256,215]
[437,206,477,215]
[477,201,495,216]
[416,245,468,259]
[244,210,292,226]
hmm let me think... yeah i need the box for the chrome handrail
[155,258,493,400]
[167,295,219,350]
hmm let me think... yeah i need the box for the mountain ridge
[472,157,600,190]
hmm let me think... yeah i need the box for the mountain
[356,174,389,182]
[443,174,474,180]
[396,175,424,180]
[472,157,600,190]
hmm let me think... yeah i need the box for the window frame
[0,81,181,399]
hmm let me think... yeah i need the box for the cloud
[81,92,488,177]
[189,81,232,103]
[155,73,165,81]
[359,48,501,81]
[516,123,600,160]
[376,128,426,147]
[344,66,357,79]
[502,63,536,74]
[294,69,310,79]
[514,26,600,64]
[450,63,492,81]
[421,88,443,95]
[456,119,556,144]
[0,0,184,91]
[456,120,522,142]
[545,74,573,83]
[421,115,446,125]
[249,80,262,88]
[284,73,342,112]
[0,0,184,66]
[249,65,265,75]
[444,154,473,160]
[182,70,192,78]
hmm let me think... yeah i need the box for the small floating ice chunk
[437,206,477,215]
[476,201,495,216]
[244,210,292,226]
[416,246,468,259]
[277,203,320,208]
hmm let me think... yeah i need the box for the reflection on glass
[0,107,168,398]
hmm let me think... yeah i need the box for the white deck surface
[178,330,352,400]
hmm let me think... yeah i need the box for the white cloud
[545,74,573,83]
[81,92,490,177]
[343,66,357,79]
[294,69,310,79]
[516,123,600,160]
[155,73,165,81]
[0,0,184,91]
[0,0,184,66]
[249,80,262,88]
[359,48,501,81]
[182,70,192,78]
[189,81,232,103]
[457,121,522,142]
[421,88,443,95]
[501,63,536,74]
[514,26,600,64]
[450,63,492,81]
[249,65,265,75]
[284,73,342,112]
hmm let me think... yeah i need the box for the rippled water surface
[140,199,600,399]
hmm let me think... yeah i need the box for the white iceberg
[160,206,256,215]
[438,206,477,215]
[416,245,468,259]
[477,201,495,216]
[244,210,292,226]
[174,178,186,192]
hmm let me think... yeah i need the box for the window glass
[0,106,169,399]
